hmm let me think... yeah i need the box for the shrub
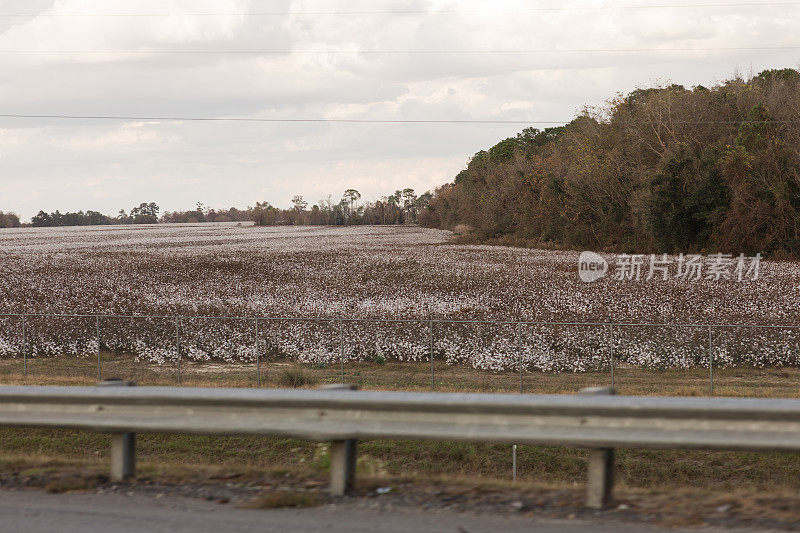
[0,212,21,228]
[278,368,316,388]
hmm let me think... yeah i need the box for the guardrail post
[322,384,358,496]
[580,386,616,509]
[98,379,136,482]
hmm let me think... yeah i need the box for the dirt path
[0,489,723,533]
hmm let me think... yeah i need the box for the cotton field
[1,223,799,373]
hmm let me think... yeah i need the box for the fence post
[517,322,523,394]
[513,321,523,481]
[708,324,713,396]
[99,379,136,482]
[429,319,434,391]
[339,318,345,385]
[255,318,261,387]
[580,386,616,509]
[512,444,517,482]
[609,324,615,389]
[175,316,181,385]
[21,315,27,377]
[96,315,102,381]
[322,384,358,496]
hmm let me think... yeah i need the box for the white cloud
[0,0,798,218]
[49,122,179,150]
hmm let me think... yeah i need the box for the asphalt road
[0,489,732,533]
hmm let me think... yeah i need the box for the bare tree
[291,195,308,212]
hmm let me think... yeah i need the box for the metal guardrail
[2,383,800,508]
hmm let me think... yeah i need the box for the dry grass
[44,475,103,494]
[277,368,318,388]
[3,354,800,398]
[3,454,799,528]
[2,356,800,506]
[241,491,321,509]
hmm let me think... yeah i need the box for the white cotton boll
[1,225,798,374]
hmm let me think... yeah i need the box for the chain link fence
[1,313,799,395]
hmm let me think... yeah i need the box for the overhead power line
[1,2,799,17]
[0,114,557,124]
[1,45,798,55]
[1,113,798,125]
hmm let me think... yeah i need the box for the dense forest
[421,68,800,258]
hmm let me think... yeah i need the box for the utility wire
[1,45,798,55]
[0,114,562,124]
[1,114,797,125]
[1,2,798,17]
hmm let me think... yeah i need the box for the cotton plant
[2,223,800,372]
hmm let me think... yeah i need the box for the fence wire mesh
[1,313,799,396]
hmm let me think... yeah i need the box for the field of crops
[1,223,799,373]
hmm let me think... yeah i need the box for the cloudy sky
[0,0,798,220]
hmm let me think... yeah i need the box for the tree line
[27,202,162,227]
[252,188,430,226]
[421,68,800,258]
[4,188,430,228]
